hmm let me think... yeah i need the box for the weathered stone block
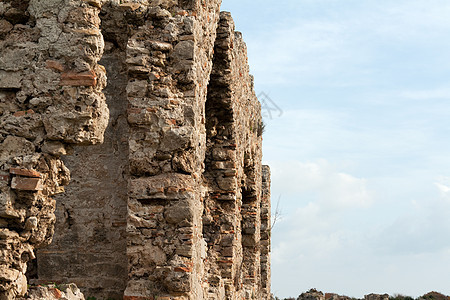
[173,40,195,60]
[164,203,194,224]
[0,70,21,89]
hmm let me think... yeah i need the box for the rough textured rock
[20,283,85,300]
[1,0,271,299]
[298,289,326,300]
[0,0,108,298]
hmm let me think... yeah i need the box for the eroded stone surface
[0,0,108,298]
[20,283,85,300]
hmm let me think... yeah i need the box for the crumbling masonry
[0,1,270,299]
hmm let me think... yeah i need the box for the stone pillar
[260,165,271,299]
[0,0,108,298]
[202,12,265,300]
[35,4,130,298]
[124,1,221,299]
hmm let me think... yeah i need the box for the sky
[220,0,450,298]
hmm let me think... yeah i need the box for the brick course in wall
[0,1,271,299]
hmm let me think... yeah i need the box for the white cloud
[435,176,450,202]
[244,0,450,88]
[270,159,373,211]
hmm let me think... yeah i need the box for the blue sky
[220,0,450,298]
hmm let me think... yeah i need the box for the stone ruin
[0,0,271,299]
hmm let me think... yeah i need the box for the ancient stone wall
[0,0,108,298]
[202,12,265,299]
[0,1,271,299]
[36,37,129,299]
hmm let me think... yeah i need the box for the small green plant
[86,297,97,300]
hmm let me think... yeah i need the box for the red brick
[180,234,193,240]
[218,260,233,264]
[166,119,177,125]
[60,70,97,86]
[112,221,127,227]
[13,109,35,117]
[174,266,192,273]
[46,60,65,72]
[11,177,43,191]
[9,168,42,178]
[49,288,62,299]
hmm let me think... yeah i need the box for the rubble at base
[19,284,84,300]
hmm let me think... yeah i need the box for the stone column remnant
[260,165,271,300]
[202,12,267,299]
[0,0,108,298]
[123,0,222,299]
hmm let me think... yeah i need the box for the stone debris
[19,283,85,300]
[0,0,271,299]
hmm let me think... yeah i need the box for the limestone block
[0,266,20,282]
[164,203,194,224]
[172,150,196,174]
[43,96,108,144]
[162,272,191,293]
[173,40,195,60]
[126,80,148,98]
[142,242,167,265]
[28,0,65,18]
[0,136,35,161]
[212,148,235,161]
[217,193,236,201]
[160,127,192,152]
[0,190,22,219]
[129,174,195,201]
[128,214,157,229]
[0,71,21,89]
[36,17,62,43]
[1,113,44,140]
[127,107,158,125]
[220,233,234,247]
[217,177,237,191]
[41,141,67,156]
